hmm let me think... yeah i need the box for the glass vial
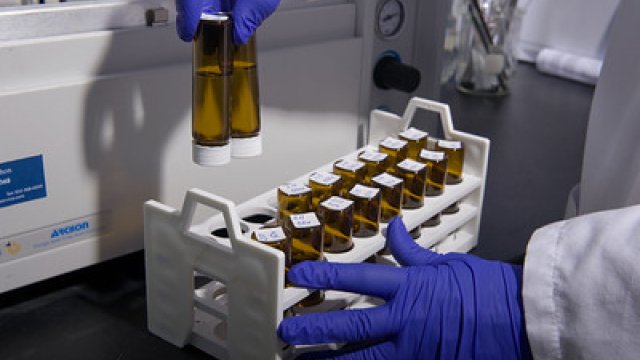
[309,171,342,210]
[436,139,465,184]
[420,149,448,196]
[277,183,312,224]
[251,225,291,284]
[192,13,233,166]
[333,159,366,197]
[318,196,354,253]
[399,127,429,160]
[284,212,324,306]
[231,35,262,157]
[396,159,427,209]
[358,150,390,185]
[371,172,404,222]
[378,137,409,175]
[422,213,442,227]
[349,184,381,238]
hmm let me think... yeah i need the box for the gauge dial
[377,0,405,39]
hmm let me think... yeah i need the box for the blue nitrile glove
[175,0,280,44]
[277,217,531,359]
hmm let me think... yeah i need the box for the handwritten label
[253,227,286,243]
[321,196,353,211]
[290,212,321,229]
[420,149,445,162]
[372,173,403,188]
[400,127,429,141]
[335,159,365,172]
[349,184,380,200]
[380,137,408,150]
[437,139,463,150]
[309,171,341,186]
[398,159,426,172]
[279,183,310,196]
[359,150,388,163]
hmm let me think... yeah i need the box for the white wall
[516,0,620,62]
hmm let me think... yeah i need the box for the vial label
[420,149,445,161]
[321,196,353,211]
[310,171,341,186]
[372,173,403,188]
[437,139,462,150]
[359,150,388,162]
[380,137,408,150]
[290,212,321,229]
[398,159,426,172]
[279,183,311,196]
[400,127,428,141]
[253,227,286,243]
[350,184,380,199]
[336,159,365,172]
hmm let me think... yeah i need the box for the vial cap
[231,134,262,158]
[193,143,231,166]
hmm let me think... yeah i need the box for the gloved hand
[175,0,280,44]
[278,217,531,359]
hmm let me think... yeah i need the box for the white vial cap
[193,143,231,166]
[231,134,262,158]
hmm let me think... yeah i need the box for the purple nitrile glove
[175,0,280,44]
[277,217,531,359]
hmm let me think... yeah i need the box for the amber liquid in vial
[420,149,448,196]
[349,184,381,237]
[309,171,342,210]
[231,35,260,138]
[399,127,429,160]
[371,172,404,222]
[318,196,354,253]
[277,183,312,224]
[333,159,366,197]
[193,14,232,147]
[379,137,409,175]
[358,150,390,185]
[397,159,427,210]
[436,139,465,185]
[284,213,325,306]
[251,225,291,284]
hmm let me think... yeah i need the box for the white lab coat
[523,0,640,358]
[523,205,640,359]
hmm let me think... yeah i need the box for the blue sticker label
[0,155,47,208]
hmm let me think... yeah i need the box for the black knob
[373,56,421,93]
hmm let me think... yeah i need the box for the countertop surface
[0,63,595,359]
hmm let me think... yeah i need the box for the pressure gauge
[376,0,405,39]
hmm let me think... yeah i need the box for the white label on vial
[400,127,428,141]
[321,196,353,211]
[398,159,426,172]
[336,159,365,172]
[359,150,388,162]
[437,139,462,150]
[253,227,286,243]
[279,183,310,196]
[309,171,341,186]
[372,173,403,188]
[290,212,321,229]
[380,137,408,150]
[420,149,445,161]
[349,184,380,200]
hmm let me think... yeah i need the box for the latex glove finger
[288,261,404,300]
[278,306,395,345]
[387,217,466,266]
[296,341,396,360]
[176,0,205,41]
[232,0,280,44]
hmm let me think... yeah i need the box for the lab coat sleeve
[523,204,640,359]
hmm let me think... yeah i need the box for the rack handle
[401,97,455,136]
[180,188,243,242]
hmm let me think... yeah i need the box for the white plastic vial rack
[144,98,490,359]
